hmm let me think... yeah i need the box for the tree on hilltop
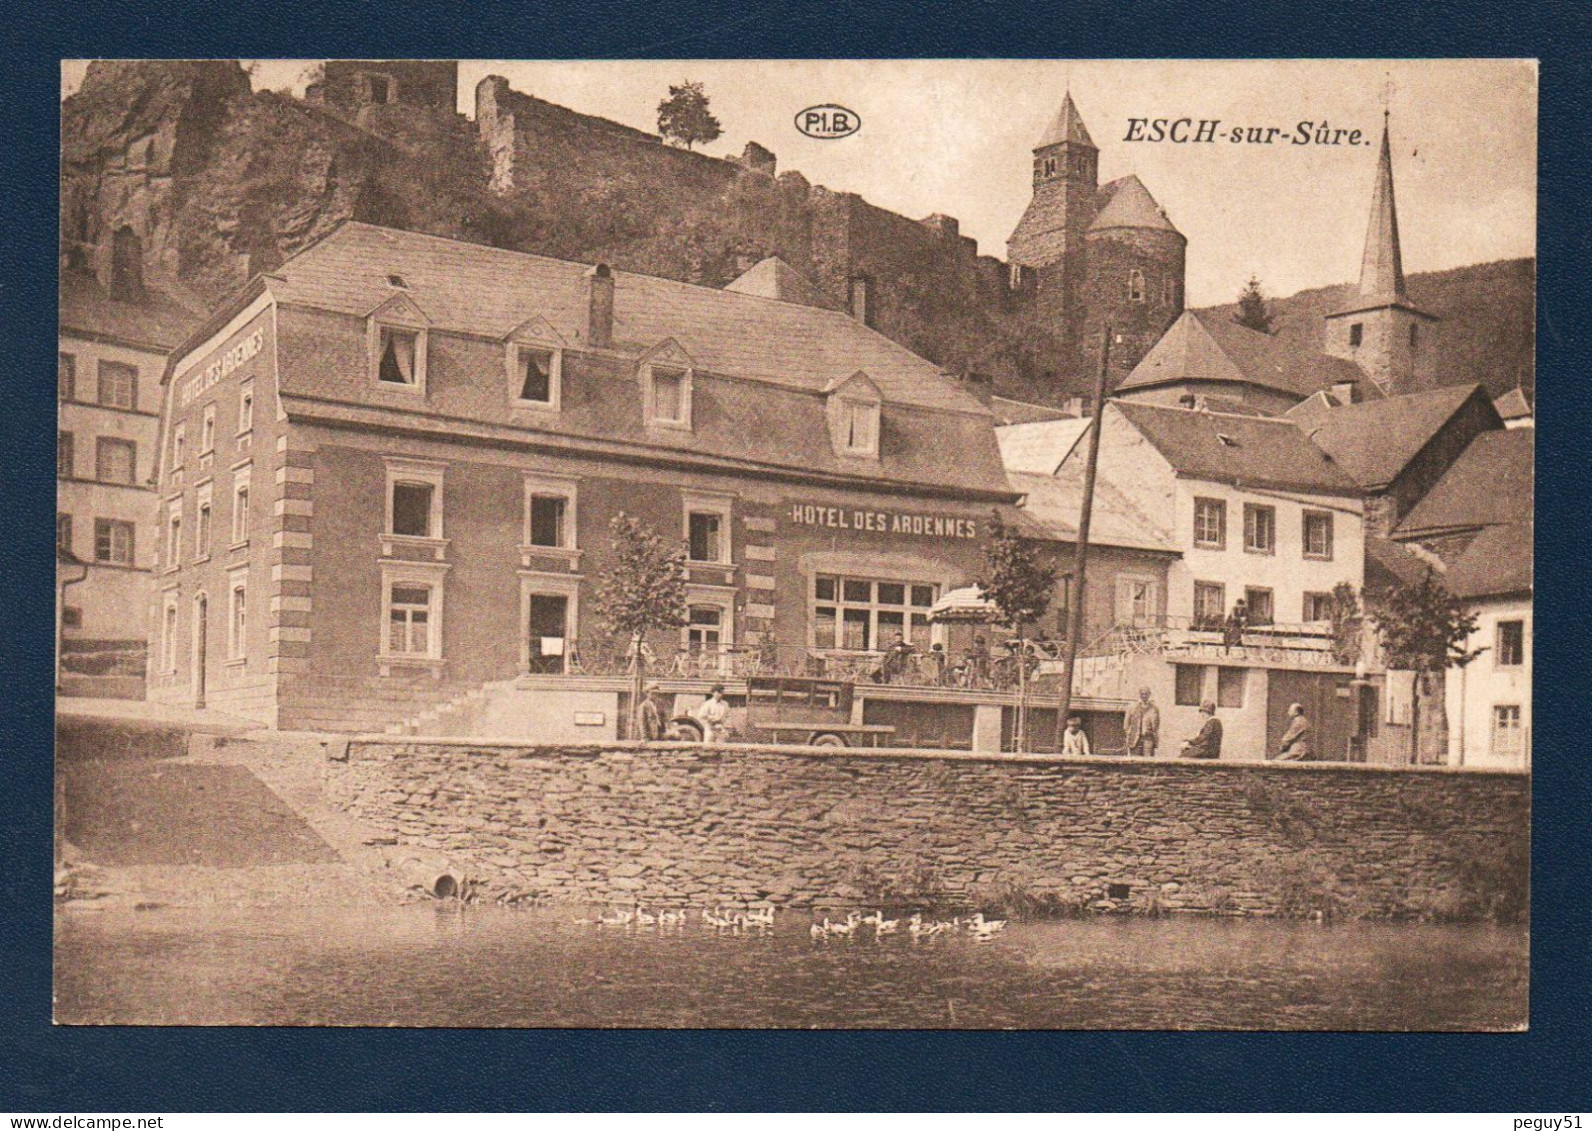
[1235,275,1274,333]
[657,81,723,151]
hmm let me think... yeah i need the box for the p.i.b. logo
[796,104,861,139]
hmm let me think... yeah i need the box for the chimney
[586,263,614,349]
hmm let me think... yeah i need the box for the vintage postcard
[55,58,1533,1030]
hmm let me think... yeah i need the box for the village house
[147,222,1033,735]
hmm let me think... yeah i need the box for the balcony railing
[532,640,1060,692]
[1084,614,1352,667]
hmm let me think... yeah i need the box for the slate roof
[1286,383,1491,489]
[1493,387,1533,422]
[59,270,201,352]
[1008,468,1178,554]
[1395,428,1535,535]
[988,396,1077,426]
[268,223,985,415]
[996,418,1091,475]
[1089,175,1181,236]
[1035,92,1095,149]
[1110,400,1360,494]
[723,256,816,306]
[1365,534,1433,591]
[1444,520,1533,599]
[1116,309,1364,401]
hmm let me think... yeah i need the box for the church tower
[1323,117,1437,395]
[1006,93,1101,347]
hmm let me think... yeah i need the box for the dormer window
[378,327,419,386]
[647,365,690,427]
[841,399,880,456]
[511,344,561,409]
[824,371,883,459]
[367,294,430,394]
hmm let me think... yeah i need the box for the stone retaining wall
[330,741,1530,919]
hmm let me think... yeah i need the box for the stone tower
[1006,92,1185,392]
[1081,174,1187,390]
[1006,93,1101,352]
[1323,117,1437,395]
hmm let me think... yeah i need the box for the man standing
[639,683,666,742]
[1124,686,1160,758]
[1276,702,1313,761]
[1180,700,1223,759]
[693,683,731,743]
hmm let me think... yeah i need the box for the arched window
[1127,269,1145,303]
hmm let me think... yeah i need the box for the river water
[55,904,1527,1029]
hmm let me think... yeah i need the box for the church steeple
[1037,90,1095,150]
[1357,116,1408,305]
[1322,114,1436,397]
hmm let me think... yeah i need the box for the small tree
[1235,275,1274,333]
[977,510,1056,753]
[1368,569,1483,764]
[1328,581,1364,666]
[591,513,688,736]
[657,81,723,151]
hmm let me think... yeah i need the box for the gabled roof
[1493,386,1533,422]
[988,395,1077,426]
[1009,469,1177,554]
[1116,308,1364,400]
[1444,520,1533,599]
[996,418,1091,475]
[265,223,985,415]
[59,270,202,352]
[723,256,816,306]
[1110,400,1359,494]
[1089,175,1181,236]
[1395,428,1534,536]
[1287,383,1494,489]
[1035,92,1094,149]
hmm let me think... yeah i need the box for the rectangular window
[231,471,251,545]
[688,511,722,563]
[195,483,213,560]
[651,366,686,424]
[96,360,137,410]
[58,353,76,401]
[529,495,566,548]
[1244,587,1274,626]
[1303,510,1334,560]
[1217,666,1246,708]
[56,513,72,555]
[391,482,434,538]
[1193,581,1226,628]
[387,585,432,655]
[57,432,74,479]
[93,518,134,565]
[165,503,182,569]
[1496,620,1525,667]
[171,423,186,472]
[228,577,247,661]
[518,348,555,404]
[1492,705,1523,759]
[1115,576,1158,625]
[812,573,938,652]
[1349,323,1364,348]
[843,399,879,455]
[200,403,216,454]
[1303,591,1334,622]
[1193,497,1226,549]
[1243,503,1276,554]
[237,382,254,434]
[62,607,82,629]
[161,597,179,673]
[378,326,419,385]
[95,437,136,484]
[687,605,723,655]
[1174,663,1204,707]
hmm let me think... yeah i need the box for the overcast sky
[62,58,1535,307]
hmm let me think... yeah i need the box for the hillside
[1195,258,1536,400]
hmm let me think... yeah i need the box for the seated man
[1180,700,1223,759]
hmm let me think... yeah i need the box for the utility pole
[1056,327,1112,752]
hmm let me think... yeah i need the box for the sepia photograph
[53,57,1534,1030]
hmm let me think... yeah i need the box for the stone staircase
[384,677,523,737]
